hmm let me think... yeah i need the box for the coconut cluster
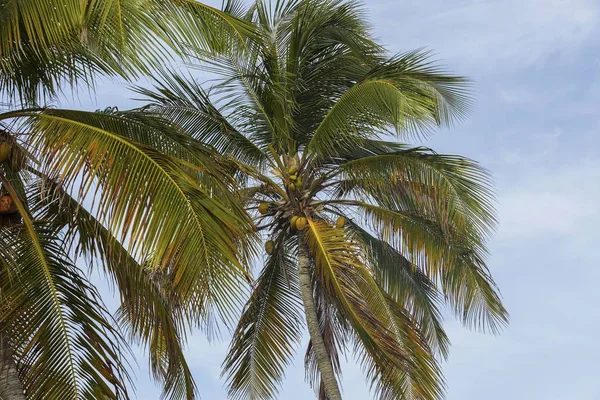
[286,166,303,192]
[258,157,348,256]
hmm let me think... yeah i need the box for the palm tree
[0,1,258,399]
[139,1,509,399]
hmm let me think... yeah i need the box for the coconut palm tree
[138,1,509,399]
[0,1,258,399]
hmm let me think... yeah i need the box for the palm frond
[0,0,80,57]
[28,174,197,400]
[135,72,267,167]
[336,146,497,238]
[305,50,471,158]
[341,201,508,333]
[304,219,443,400]
[5,108,255,319]
[347,220,449,358]
[223,233,303,400]
[0,175,131,399]
[0,0,258,105]
[440,248,508,334]
[162,0,258,54]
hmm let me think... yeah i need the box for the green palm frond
[0,0,258,105]
[223,233,303,400]
[347,220,449,358]
[36,107,241,190]
[162,0,257,53]
[349,267,444,400]
[342,201,507,332]
[0,175,131,399]
[0,0,80,56]
[195,49,284,153]
[304,219,443,400]
[336,146,497,238]
[135,72,267,167]
[304,50,470,159]
[440,248,508,334]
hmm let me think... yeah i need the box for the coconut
[0,142,11,164]
[288,183,296,191]
[288,166,299,175]
[0,195,16,214]
[265,240,275,255]
[295,217,308,230]
[336,216,346,228]
[258,202,269,215]
[289,174,297,181]
[290,216,299,229]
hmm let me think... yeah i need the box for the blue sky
[58,0,600,399]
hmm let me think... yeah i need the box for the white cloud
[498,190,593,238]
[496,160,600,240]
[371,0,600,68]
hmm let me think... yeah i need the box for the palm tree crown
[140,1,508,399]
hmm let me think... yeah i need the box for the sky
[57,0,600,399]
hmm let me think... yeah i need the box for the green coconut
[258,202,269,215]
[265,240,275,255]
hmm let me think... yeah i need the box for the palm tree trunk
[298,234,342,400]
[0,332,26,399]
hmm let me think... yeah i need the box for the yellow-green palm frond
[2,108,255,318]
[304,219,443,400]
[0,0,258,105]
[223,233,303,400]
[0,176,131,399]
[161,0,257,55]
[28,175,197,400]
[0,0,80,56]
